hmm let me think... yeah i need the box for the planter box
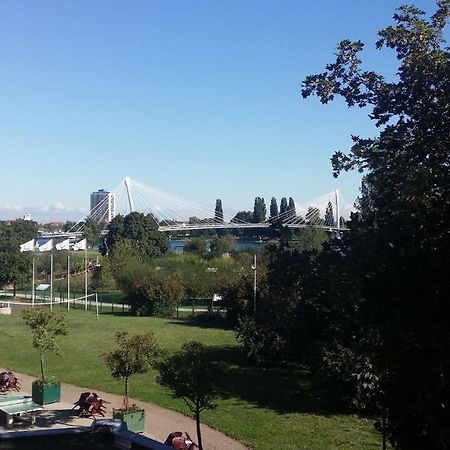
[113,408,145,433]
[32,381,61,405]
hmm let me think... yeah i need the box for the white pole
[67,251,71,311]
[50,252,53,311]
[95,293,99,319]
[32,252,35,307]
[84,248,88,310]
[252,254,257,316]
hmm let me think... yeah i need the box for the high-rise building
[90,189,115,223]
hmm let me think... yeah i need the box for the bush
[127,271,184,317]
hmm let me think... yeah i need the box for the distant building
[90,189,115,223]
[23,213,32,221]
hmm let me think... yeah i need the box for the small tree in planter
[157,341,221,450]
[22,307,69,404]
[103,331,163,433]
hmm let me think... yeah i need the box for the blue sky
[0,0,440,222]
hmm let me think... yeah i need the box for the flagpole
[84,247,88,310]
[67,250,71,311]
[32,251,35,307]
[50,251,53,311]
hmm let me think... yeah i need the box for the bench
[0,396,43,428]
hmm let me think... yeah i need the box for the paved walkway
[0,369,248,450]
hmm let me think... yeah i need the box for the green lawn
[0,308,382,449]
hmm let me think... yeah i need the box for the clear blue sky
[0,0,440,221]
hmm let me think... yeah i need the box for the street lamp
[251,254,257,316]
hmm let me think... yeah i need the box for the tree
[184,237,208,256]
[158,341,221,450]
[288,197,296,220]
[231,210,253,223]
[252,197,267,223]
[305,207,321,225]
[23,308,69,381]
[103,331,162,411]
[280,197,288,215]
[209,235,234,258]
[269,197,278,222]
[0,219,38,295]
[102,212,168,259]
[294,227,328,253]
[302,2,450,447]
[324,202,335,227]
[214,199,224,223]
[83,218,102,246]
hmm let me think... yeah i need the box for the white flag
[20,239,35,252]
[38,239,54,252]
[73,238,87,251]
[56,238,70,251]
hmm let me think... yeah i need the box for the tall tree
[280,197,288,215]
[158,341,221,450]
[214,199,224,223]
[83,218,102,246]
[288,197,296,220]
[305,207,321,225]
[269,197,279,221]
[252,197,267,223]
[231,211,253,223]
[302,2,450,447]
[102,212,168,258]
[0,220,38,295]
[324,202,335,227]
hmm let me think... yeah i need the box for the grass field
[0,308,382,449]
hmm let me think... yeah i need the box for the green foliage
[103,212,168,259]
[293,227,328,253]
[158,341,221,450]
[0,219,38,294]
[302,2,450,447]
[280,197,288,215]
[208,236,234,259]
[252,197,266,223]
[91,256,116,291]
[288,197,296,218]
[103,331,163,410]
[83,218,102,245]
[231,210,253,223]
[324,202,335,227]
[127,270,184,317]
[269,197,278,221]
[184,237,208,256]
[0,309,381,449]
[214,199,224,222]
[22,308,69,381]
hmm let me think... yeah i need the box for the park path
[1,368,248,450]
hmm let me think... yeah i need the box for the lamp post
[251,254,257,316]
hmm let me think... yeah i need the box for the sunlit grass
[0,308,381,449]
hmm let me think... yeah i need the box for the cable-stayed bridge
[43,177,348,238]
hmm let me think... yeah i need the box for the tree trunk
[125,376,129,411]
[195,405,203,450]
[13,282,16,298]
[40,352,45,380]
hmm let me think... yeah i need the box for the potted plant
[103,331,162,433]
[23,307,69,405]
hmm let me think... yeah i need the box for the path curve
[1,369,248,450]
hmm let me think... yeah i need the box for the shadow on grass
[168,313,233,330]
[204,345,345,416]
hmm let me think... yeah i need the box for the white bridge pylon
[64,177,347,236]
